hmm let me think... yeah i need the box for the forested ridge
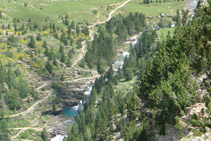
[65,1,211,140]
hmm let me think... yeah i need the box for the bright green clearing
[114,0,185,17]
[0,0,125,24]
[157,27,175,41]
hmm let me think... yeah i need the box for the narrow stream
[113,35,138,71]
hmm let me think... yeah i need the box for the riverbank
[50,29,142,140]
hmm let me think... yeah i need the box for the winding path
[11,127,43,140]
[6,81,51,118]
[62,75,100,83]
[7,90,52,118]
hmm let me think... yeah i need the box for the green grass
[7,118,31,128]
[114,0,185,17]
[18,129,42,140]
[0,0,125,24]
[157,27,175,41]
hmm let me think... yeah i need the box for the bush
[125,68,134,81]
[190,119,202,127]
[158,18,172,28]
[79,59,87,68]
[19,130,35,139]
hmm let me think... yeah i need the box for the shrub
[158,18,172,28]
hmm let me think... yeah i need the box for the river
[51,35,138,141]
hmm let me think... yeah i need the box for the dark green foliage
[52,100,57,112]
[60,52,66,63]
[124,68,134,81]
[0,119,10,141]
[78,59,86,68]
[61,74,65,81]
[127,93,139,120]
[42,40,47,48]
[28,35,36,48]
[66,3,211,141]
[85,28,115,73]
[85,13,146,73]
[0,62,36,111]
[190,119,202,127]
[44,47,49,57]
[53,59,58,66]
[82,26,89,36]
[76,25,80,36]
[5,88,21,111]
[36,33,42,41]
[158,18,172,28]
[70,21,75,29]
[45,60,53,74]
[143,0,150,4]
[175,9,181,27]
[7,35,18,46]
[137,2,210,135]
[68,49,75,59]
[122,28,157,79]
[114,13,146,40]
[61,32,68,46]
[59,46,66,63]
[41,128,49,141]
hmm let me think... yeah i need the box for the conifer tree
[46,60,53,74]
[41,128,49,141]
[28,35,36,48]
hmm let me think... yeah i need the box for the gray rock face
[54,83,85,107]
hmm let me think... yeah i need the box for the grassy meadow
[157,27,175,40]
[114,0,185,17]
[0,0,125,24]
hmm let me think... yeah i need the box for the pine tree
[28,36,36,48]
[52,100,57,112]
[41,128,49,141]
[53,59,58,66]
[76,25,80,36]
[60,52,66,63]
[46,60,53,74]
[44,47,49,57]
[36,33,42,41]
[70,21,75,29]
[0,119,9,141]
[82,26,89,35]
[61,32,68,46]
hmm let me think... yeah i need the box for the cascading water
[112,37,138,72]
[51,33,139,141]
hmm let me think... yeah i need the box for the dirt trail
[11,127,43,140]
[6,90,51,118]
[35,81,50,92]
[62,75,100,83]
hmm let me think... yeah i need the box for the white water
[122,52,130,58]
[51,135,67,141]
[51,88,92,141]
[112,37,138,72]
[84,86,93,96]
[51,36,138,141]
